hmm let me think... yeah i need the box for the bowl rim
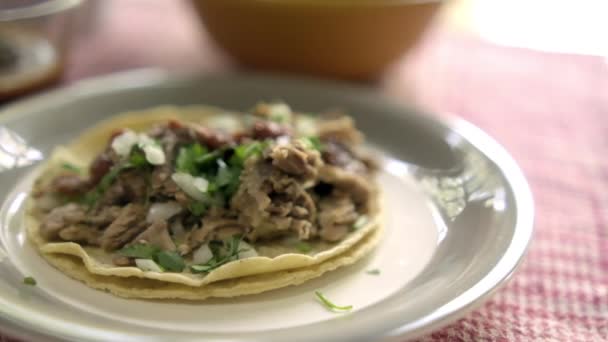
[194,0,444,9]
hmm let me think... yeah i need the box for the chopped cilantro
[314,291,353,312]
[296,242,312,253]
[270,114,287,123]
[83,163,128,206]
[196,150,222,166]
[61,162,81,173]
[119,244,185,272]
[300,136,324,151]
[366,269,380,275]
[188,201,208,216]
[118,244,160,259]
[155,251,185,272]
[23,276,36,286]
[176,143,208,174]
[230,141,268,167]
[215,159,232,187]
[223,166,242,197]
[190,235,248,274]
[128,149,148,168]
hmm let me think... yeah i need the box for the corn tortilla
[25,105,382,297]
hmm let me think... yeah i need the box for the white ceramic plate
[0,71,533,342]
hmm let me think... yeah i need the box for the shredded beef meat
[100,204,147,251]
[36,107,377,259]
[51,174,90,196]
[58,225,101,245]
[149,124,181,196]
[189,217,247,250]
[270,141,322,180]
[318,165,374,212]
[112,256,133,266]
[88,206,123,226]
[39,204,123,246]
[252,121,290,140]
[318,116,363,145]
[89,152,114,185]
[231,142,321,241]
[131,220,176,252]
[318,193,358,242]
[322,141,368,174]
[99,169,148,206]
[39,203,87,240]
[194,125,233,149]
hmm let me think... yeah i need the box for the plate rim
[0,69,534,341]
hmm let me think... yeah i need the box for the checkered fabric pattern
[400,32,608,342]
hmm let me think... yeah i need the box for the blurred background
[1,0,606,103]
[1,0,607,341]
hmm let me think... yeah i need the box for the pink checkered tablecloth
[2,1,607,341]
[400,33,608,342]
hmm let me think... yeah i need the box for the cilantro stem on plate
[366,269,380,275]
[23,276,36,286]
[314,291,353,312]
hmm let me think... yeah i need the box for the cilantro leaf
[296,242,312,253]
[365,269,380,275]
[229,141,268,167]
[61,162,81,173]
[215,159,233,187]
[176,143,208,174]
[155,251,185,272]
[23,276,36,286]
[196,150,222,166]
[223,166,242,197]
[83,164,128,206]
[300,136,324,151]
[128,149,148,168]
[118,244,160,259]
[188,201,208,216]
[190,235,247,274]
[314,291,353,312]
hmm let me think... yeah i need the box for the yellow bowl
[191,0,443,80]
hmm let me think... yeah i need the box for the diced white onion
[137,133,155,147]
[146,201,183,223]
[295,116,317,136]
[111,130,138,156]
[171,172,208,201]
[111,130,166,165]
[276,136,290,146]
[238,241,258,259]
[269,103,292,122]
[352,215,369,231]
[135,259,164,272]
[208,115,242,132]
[142,144,165,165]
[192,244,214,264]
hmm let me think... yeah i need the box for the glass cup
[0,0,82,101]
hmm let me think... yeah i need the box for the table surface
[3,0,608,341]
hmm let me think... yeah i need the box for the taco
[26,103,381,299]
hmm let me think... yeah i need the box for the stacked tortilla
[25,105,382,300]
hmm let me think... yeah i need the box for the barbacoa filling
[33,103,377,273]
